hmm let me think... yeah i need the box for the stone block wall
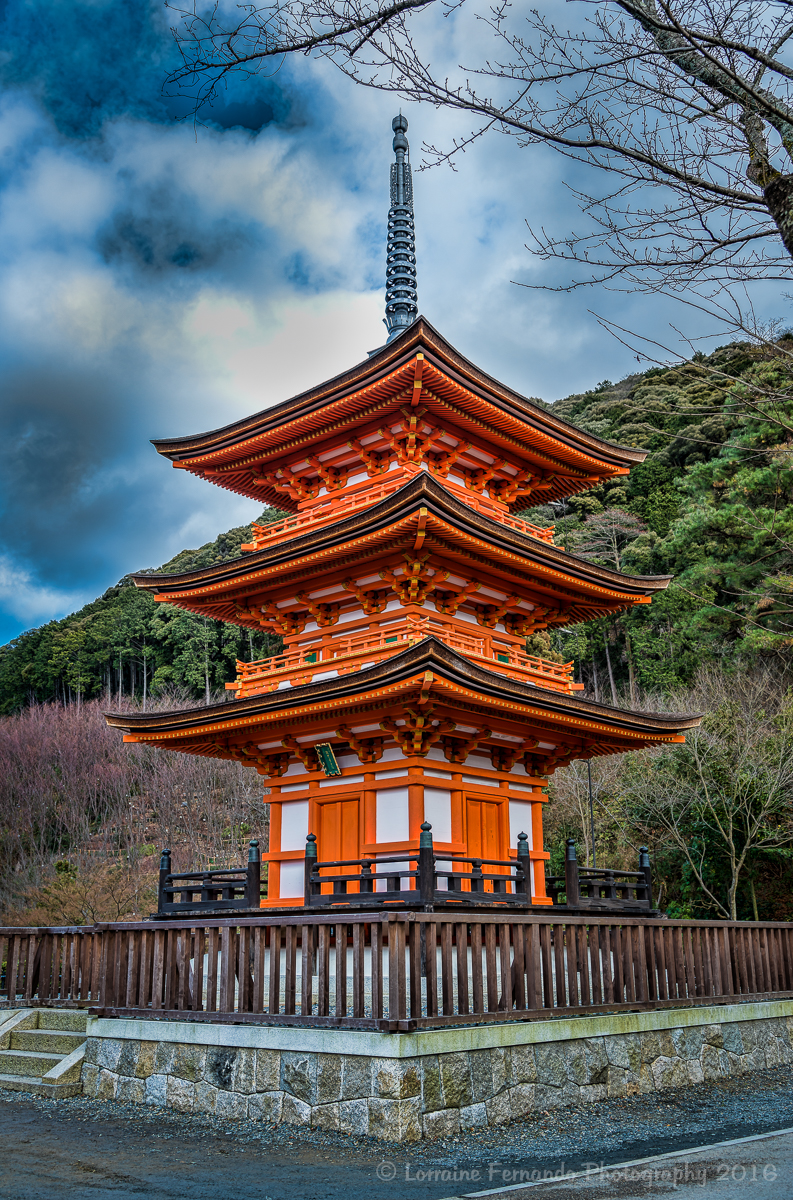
[81,1012,793,1141]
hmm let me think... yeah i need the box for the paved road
[2,1067,793,1200]
[432,1130,793,1200]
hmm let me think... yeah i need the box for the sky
[0,0,786,646]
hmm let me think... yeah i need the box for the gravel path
[2,1065,793,1199]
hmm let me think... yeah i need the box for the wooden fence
[2,913,793,1031]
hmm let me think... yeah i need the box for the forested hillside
[524,339,793,695]
[0,512,286,714]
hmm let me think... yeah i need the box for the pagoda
[107,116,699,907]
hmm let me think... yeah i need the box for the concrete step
[10,1029,85,1055]
[0,1073,83,1099]
[36,1009,88,1033]
[0,1048,63,1078]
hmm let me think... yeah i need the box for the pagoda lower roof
[132,473,670,629]
[106,638,699,763]
[150,318,647,509]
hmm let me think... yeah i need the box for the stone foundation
[81,1001,793,1141]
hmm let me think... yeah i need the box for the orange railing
[242,475,554,551]
[226,615,580,698]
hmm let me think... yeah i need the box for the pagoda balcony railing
[225,615,581,698]
[241,475,554,553]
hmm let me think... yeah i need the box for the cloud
[0,0,785,645]
[0,554,88,625]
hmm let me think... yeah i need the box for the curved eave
[105,638,700,744]
[131,474,670,614]
[151,320,646,501]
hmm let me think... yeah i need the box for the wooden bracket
[281,736,319,772]
[381,709,456,757]
[253,466,319,502]
[491,467,534,504]
[261,603,309,636]
[335,725,385,764]
[430,439,471,479]
[475,593,520,629]
[295,593,340,627]
[347,438,393,476]
[229,743,291,777]
[433,579,481,616]
[465,458,506,495]
[441,727,492,765]
[342,578,390,615]
[307,456,349,491]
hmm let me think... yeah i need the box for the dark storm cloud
[0,1,385,643]
[0,0,291,137]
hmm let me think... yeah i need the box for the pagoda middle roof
[106,638,700,759]
[132,473,670,628]
[151,318,647,508]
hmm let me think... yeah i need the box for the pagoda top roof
[151,318,646,503]
[106,638,700,756]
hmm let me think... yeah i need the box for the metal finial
[385,114,418,342]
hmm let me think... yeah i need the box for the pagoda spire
[385,114,418,341]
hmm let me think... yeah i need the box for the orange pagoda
[108,116,698,908]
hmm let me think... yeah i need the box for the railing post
[246,839,261,908]
[470,859,484,894]
[304,833,318,907]
[639,845,653,907]
[516,832,531,903]
[360,860,374,894]
[419,822,435,905]
[158,848,172,914]
[565,838,580,906]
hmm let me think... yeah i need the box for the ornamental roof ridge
[105,636,701,737]
[130,471,671,595]
[149,318,646,470]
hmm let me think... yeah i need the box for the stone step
[0,1048,63,1078]
[0,1073,83,1099]
[36,1009,88,1033]
[11,1029,85,1055]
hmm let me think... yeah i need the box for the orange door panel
[319,799,360,893]
[466,798,503,891]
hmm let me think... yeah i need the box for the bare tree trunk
[625,630,637,707]
[604,635,618,706]
[591,656,601,703]
[118,652,122,706]
[204,617,211,706]
[142,649,148,713]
